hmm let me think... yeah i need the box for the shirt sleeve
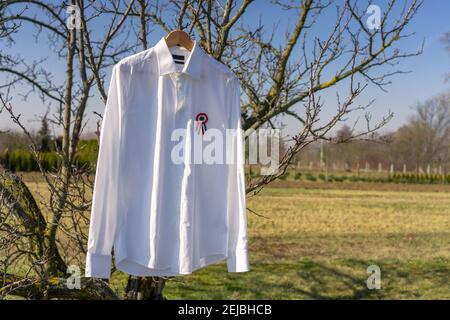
[226,76,250,273]
[85,65,122,279]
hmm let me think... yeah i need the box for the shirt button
[176,100,184,112]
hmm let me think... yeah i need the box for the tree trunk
[125,276,167,300]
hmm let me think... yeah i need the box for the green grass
[107,186,450,299]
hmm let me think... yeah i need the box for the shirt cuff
[85,252,112,279]
[227,250,250,272]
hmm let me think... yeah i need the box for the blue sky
[0,0,449,138]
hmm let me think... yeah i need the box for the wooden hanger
[165,29,194,52]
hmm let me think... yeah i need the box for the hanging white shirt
[85,37,249,278]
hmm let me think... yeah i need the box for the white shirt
[85,37,249,278]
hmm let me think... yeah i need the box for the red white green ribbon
[195,112,208,135]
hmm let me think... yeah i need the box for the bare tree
[1,0,135,299]
[1,0,423,299]
[392,92,450,169]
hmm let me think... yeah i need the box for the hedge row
[292,172,450,184]
[0,140,99,172]
[246,170,450,184]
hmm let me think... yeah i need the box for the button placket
[172,73,186,198]
[175,75,185,112]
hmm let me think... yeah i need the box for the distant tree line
[294,91,450,175]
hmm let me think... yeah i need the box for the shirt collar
[154,36,202,79]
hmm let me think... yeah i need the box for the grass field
[105,182,449,299]
[17,173,450,299]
